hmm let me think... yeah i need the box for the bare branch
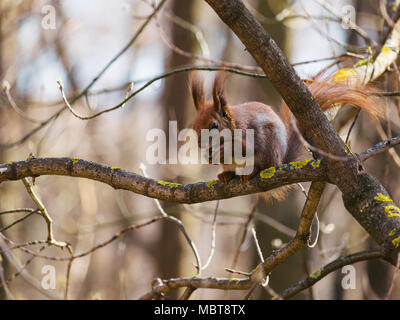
[0,157,327,204]
[0,209,39,233]
[201,200,219,271]
[140,163,202,275]
[21,178,56,243]
[250,181,325,285]
[0,237,61,299]
[55,65,266,121]
[140,276,252,300]
[313,0,378,47]
[278,249,383,299]
[360,135,400,161]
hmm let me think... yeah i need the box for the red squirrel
[190,72,380,183]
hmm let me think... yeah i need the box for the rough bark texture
[0,157,326,203]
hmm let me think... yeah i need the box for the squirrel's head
[190,72,234,143]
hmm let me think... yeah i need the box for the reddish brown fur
[190,72,382,185]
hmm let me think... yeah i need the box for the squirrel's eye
[222,111,228,118]
[210,122,219,129]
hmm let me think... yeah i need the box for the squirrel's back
[229,102,288,169]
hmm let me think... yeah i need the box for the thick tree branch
[0,157,326,204]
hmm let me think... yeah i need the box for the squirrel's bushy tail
[307,79,381,118]
[281,76,382,163]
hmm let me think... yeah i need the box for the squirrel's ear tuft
[189,73,205,110]
[212,72,227,113]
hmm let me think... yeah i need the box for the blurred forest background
[0,0,400,300]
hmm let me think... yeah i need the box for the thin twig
[0,237,60,299]
[0,208,38,216]
[163,11,210,58]
[0,245,48,290]
[0,210,39,232]
[0,258,14,299]
[2,81,43,123]
[225,268,251,276]
[21,178,54,242]
[345,109,361,145]
[313,0,378,47]
[278,249,383,299]
[369,90,400,96]
[140,163,202,275]
[384,253,400,299]
[201,200,219,271]
[250,182,325,286]
[64,246,74,300]
[140,276,252,300]
[1,217,165,261]
[255,214,296,238]
[251,227,264,263]
[291,116,350,162]
[154,12,262,72]
[359,135,400,162]
[231,198,259,269]
[380,0,395,28]
[57,66,266,121]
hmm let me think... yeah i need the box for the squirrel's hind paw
[218,171,236,183]
[238,168,260,183]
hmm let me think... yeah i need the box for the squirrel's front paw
[217,171,235,183]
